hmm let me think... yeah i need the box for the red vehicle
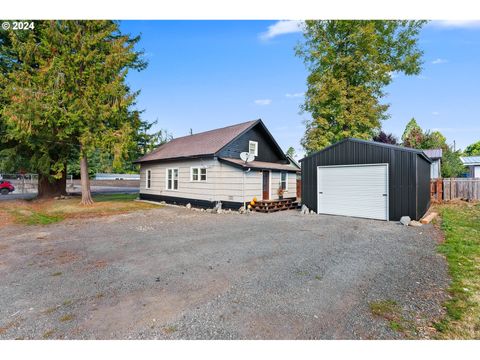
[0,180,15,195]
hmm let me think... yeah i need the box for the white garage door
[317,164,389,220]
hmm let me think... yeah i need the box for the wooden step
[252,199,298,213]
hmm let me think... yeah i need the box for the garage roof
[300,138,432,163]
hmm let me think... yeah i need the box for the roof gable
[216,121,288,163]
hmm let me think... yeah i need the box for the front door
[262,171,270,200]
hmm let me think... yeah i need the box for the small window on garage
[249,141,258,156]
[146,169,151,189]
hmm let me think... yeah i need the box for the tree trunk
[37,169,67,199]
[80,149,94,205]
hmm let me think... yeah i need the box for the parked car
[0,180,15,195]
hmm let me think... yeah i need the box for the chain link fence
[0,174,73,194]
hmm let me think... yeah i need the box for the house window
[281,171,288,190]
[249,141,258,156]
[146,170,151,189]
[191,167,207,182]
[166,168,179,190]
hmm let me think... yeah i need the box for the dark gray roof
[423,149,443,159]
[300,138,432,163]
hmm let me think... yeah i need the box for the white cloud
[432,58,448,64]
[432,111,440,116]
[285,92,304,98]
[254,99,272,105]
[259,20,304,40]
[433,20,480,28]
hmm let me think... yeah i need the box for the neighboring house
[422,149,443,179]
[300,138,432,221]
[460,156,480,178]
[134,119,301,209]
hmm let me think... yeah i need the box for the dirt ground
[0,206,449,339]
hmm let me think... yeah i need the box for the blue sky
[120,20,480,157]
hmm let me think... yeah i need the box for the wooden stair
[252,198,299,213]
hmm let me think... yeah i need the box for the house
[460,156,480,178]
[134,119,301,209]
[422,149,443,179]
[300,138,431,221]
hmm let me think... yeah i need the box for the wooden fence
[431,178,480,202]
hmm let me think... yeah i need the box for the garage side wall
[416,156,431,220]
[301,140,419,220]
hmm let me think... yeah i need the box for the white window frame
[166,168,179,191]
[249,141,258,156]
[146,169,151,189]
[280,171,288,191]
[190,167,207,182]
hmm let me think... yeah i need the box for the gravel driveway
[0,206,448,339]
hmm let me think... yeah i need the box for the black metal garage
[300,138,432,221]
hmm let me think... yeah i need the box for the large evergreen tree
[0,21,146,204]
[0,22,71,196]
[296,20,426,153]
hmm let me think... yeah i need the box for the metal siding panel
[416,155,431,220]
[301,139,421,221]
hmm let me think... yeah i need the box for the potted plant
[277,186,285,200]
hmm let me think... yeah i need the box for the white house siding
[140,158,221,202]
[474,166,480,179]
[430,159,441,179]
[270,171,297,200]
[140,158,266,204]
[139,158,298,204]
[215,161,263,203]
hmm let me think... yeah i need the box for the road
[0,186,139,201]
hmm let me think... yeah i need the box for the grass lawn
[0,193,160,227]
[434,202,480,339]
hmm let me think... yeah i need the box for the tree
[0,21,146,204]
[0,22,71,197]
[296,20,426,154]
[402,118,424,148]
[442,149,466,178]
[136,119,172,157]
[464,140,480,156]
[400,119,465,177]
[285,146,296,158]
[373,131,398,145]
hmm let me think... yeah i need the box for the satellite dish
[240,152,255,163]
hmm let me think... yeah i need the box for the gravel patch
[0,207,449,339]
